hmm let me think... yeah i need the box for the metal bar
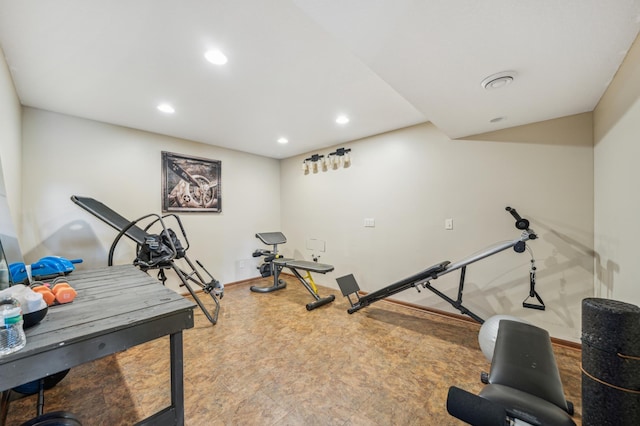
[171,332,184,426]
[422,279,484,323]
[456,266,467,304]
[441,231,532,277]
[171,264,218,324]
[289,267,320,301]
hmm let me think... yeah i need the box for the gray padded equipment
[447,320,575,425]
[251,232,335,310]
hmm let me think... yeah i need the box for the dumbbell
[31,279,77,306]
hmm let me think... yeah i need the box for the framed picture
[161,151,221,213]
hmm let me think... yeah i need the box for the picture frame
[161,151,221,213]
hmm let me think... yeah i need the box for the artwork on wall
[161,151,221,213]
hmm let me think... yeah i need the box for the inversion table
[71,195,223,324]
[250,232,336,310]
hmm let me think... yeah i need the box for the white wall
[280,118,594,342]
[593,33,640,305]
[6,36,630,343]
[20,108,281,291]
[0,47,23,226]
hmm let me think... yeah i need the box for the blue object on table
[10,257,83,282]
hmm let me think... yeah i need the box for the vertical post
[456,266,467,303]
[170,332,185,426]
[1,390,11,426]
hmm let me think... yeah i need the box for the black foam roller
[582,298,640,426]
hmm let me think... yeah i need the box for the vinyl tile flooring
[5,275,582,425]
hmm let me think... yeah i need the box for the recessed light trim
[336,115,350,124]
[277,137,289,144]
[157,103,175,114]
[204,49,228,65]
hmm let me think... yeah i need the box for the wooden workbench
[0,264,195,425]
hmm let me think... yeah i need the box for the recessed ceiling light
[481,71,516,90]
[336,115,350,124]
[277,137,288,144]
[204,49,228,65]
[157,103,175,114]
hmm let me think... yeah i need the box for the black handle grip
[306,295,335,311]
[506,206,530,230]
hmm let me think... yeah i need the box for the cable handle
[505,206,530,231]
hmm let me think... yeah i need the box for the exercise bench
[337,207,544,323]
[447,319,575,425]
[250,232,336,310]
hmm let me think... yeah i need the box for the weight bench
[447,320,575,425]
[71,195,223,324]
[337,260,487,323]
[337,207,545,323]
[250,232,335,310]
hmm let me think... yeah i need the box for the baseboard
[379,297,581,351]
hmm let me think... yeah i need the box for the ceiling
[1,1,639,160]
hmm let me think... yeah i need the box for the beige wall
[594,33,640,305]
[20,108,281,292]
[280,118,594,342]
[0,47,23,227]
[8,32,640,343]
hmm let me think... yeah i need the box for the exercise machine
[251,232,335,310]
[71,195,223,324]
[447,319,575,425]
[336,207,543,323]
[252,232,285,278]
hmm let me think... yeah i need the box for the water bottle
[0,297,27,356]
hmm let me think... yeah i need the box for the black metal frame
[339,207,542,323]
[71,195,222,324]
[250,232,288,293]
[107,214,222,324]
[250,232,336,310]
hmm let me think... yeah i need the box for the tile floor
[5,276,582,425]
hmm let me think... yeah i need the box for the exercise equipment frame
[71,195,222,324]
[251,232,335,310]
[337,207,543,323]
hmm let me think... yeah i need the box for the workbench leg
[0,390,10,426]
[170,332,185,426]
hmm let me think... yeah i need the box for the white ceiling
[1,1,639,159]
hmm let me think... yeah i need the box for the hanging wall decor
[161,151,221,212]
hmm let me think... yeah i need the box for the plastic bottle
[0,297,27,356]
